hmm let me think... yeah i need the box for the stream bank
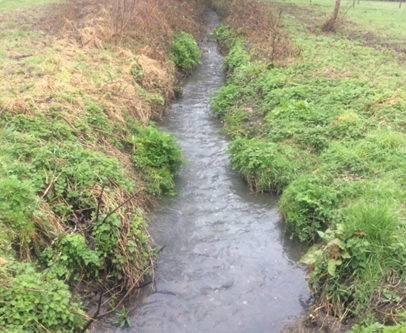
[0,1,207,332]
[208,0,406,331]
[101,8,311,333]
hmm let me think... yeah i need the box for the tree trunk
[331,0,341,22]
[321,0,341,32]
[400,0,402,9]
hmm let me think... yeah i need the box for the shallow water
[110,9,310,333]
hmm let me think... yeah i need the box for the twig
[95,184,106,224]
[157,245,166,254]
[96,265,152,319]
[41,173,61,199]
[80,265,152,332]
[80,258,107,333]
[101,188,144,224]
[11,53,34,60]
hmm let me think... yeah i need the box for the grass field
[0,0,59,11]
[272,0,406,40]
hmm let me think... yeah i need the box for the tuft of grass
[171,32,202,71]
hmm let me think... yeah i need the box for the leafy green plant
[127,124,183,195]
[92,212,151,280]
[0,176,39,256]
[214,23,235,49]
[347,323,406,333]
[113,307,131,328]
[280,175,341,243]
[0,127,133,217]
[223,39,251,72]
[299,204,404,318]
[171,32,202,70]
[41,234,102,281]
[211,84,245,118]
[84,99,112,134]
[0,261,84,332]
[228,137,306,193]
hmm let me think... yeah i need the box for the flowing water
[112,9,310,333]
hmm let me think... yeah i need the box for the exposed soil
[281,307,351,333]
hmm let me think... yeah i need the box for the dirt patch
[282,307,351,333]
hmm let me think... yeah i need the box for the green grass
[211,1,406,325]
[270,0,406,40]
[0,0,59,11]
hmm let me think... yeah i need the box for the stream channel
[114,9,311,333]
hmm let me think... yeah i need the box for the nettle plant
[171,31,202,71]
[0,261,84,332]
[41,234,103,281]
[127,123,183,195]
[299,204,405,319]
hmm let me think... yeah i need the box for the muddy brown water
[101,9,311,333]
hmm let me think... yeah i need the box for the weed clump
[127,124,184,195]
[280,175,341,243]
[0,261,85,332]
[300,204,405,319]
[228,137,307,193]
[172,32,202,71]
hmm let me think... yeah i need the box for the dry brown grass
[60,0,204,60]
[218,0,296,62]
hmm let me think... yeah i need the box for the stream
[113,9,310,333]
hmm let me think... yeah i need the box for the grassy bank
[0,0,203,331]
[211,0,405,330]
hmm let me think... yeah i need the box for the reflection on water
[108,9,311,333]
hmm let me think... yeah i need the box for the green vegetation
[272,0,406,40]
[0,0,59,11]
[211,2,405,328]
[347,323,406,333]
[127,124,183,195]
[0,262,84,332]
[172,32,202,71]
[0,0,203,330]
[113,307,131,328]
[0,84,166,331]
